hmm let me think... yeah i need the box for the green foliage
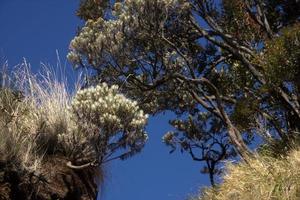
[231,97,259,131]
[222,0,263,41]
[77,0,110,20]
[261,24,300,85]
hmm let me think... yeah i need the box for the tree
[163,114,236,186]
[0,63,148,199]
[68,0,300,184]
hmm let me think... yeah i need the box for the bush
[0,60,148,199]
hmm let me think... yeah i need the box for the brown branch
[188,146,206,162]
[66,160,98,170]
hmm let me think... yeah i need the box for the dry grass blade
[0,58,82,173]
[193,150,300,200]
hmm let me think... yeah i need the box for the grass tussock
[0,60,81,173]
[193,149,300,200]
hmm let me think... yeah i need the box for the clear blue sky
[0,1,209,199]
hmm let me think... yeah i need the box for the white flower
[71,82,149,140]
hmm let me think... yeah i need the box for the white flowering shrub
[68,0,190,67]
[72,83,147,132]
[69,82,148,162]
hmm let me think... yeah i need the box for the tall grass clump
[0,59,78,172]
[192,149,300,200]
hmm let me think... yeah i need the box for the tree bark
[227,125,252,161]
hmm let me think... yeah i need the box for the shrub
[0,60,148,199]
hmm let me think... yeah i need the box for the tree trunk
[227,125,253,161]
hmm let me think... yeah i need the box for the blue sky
[0,1,209,199]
